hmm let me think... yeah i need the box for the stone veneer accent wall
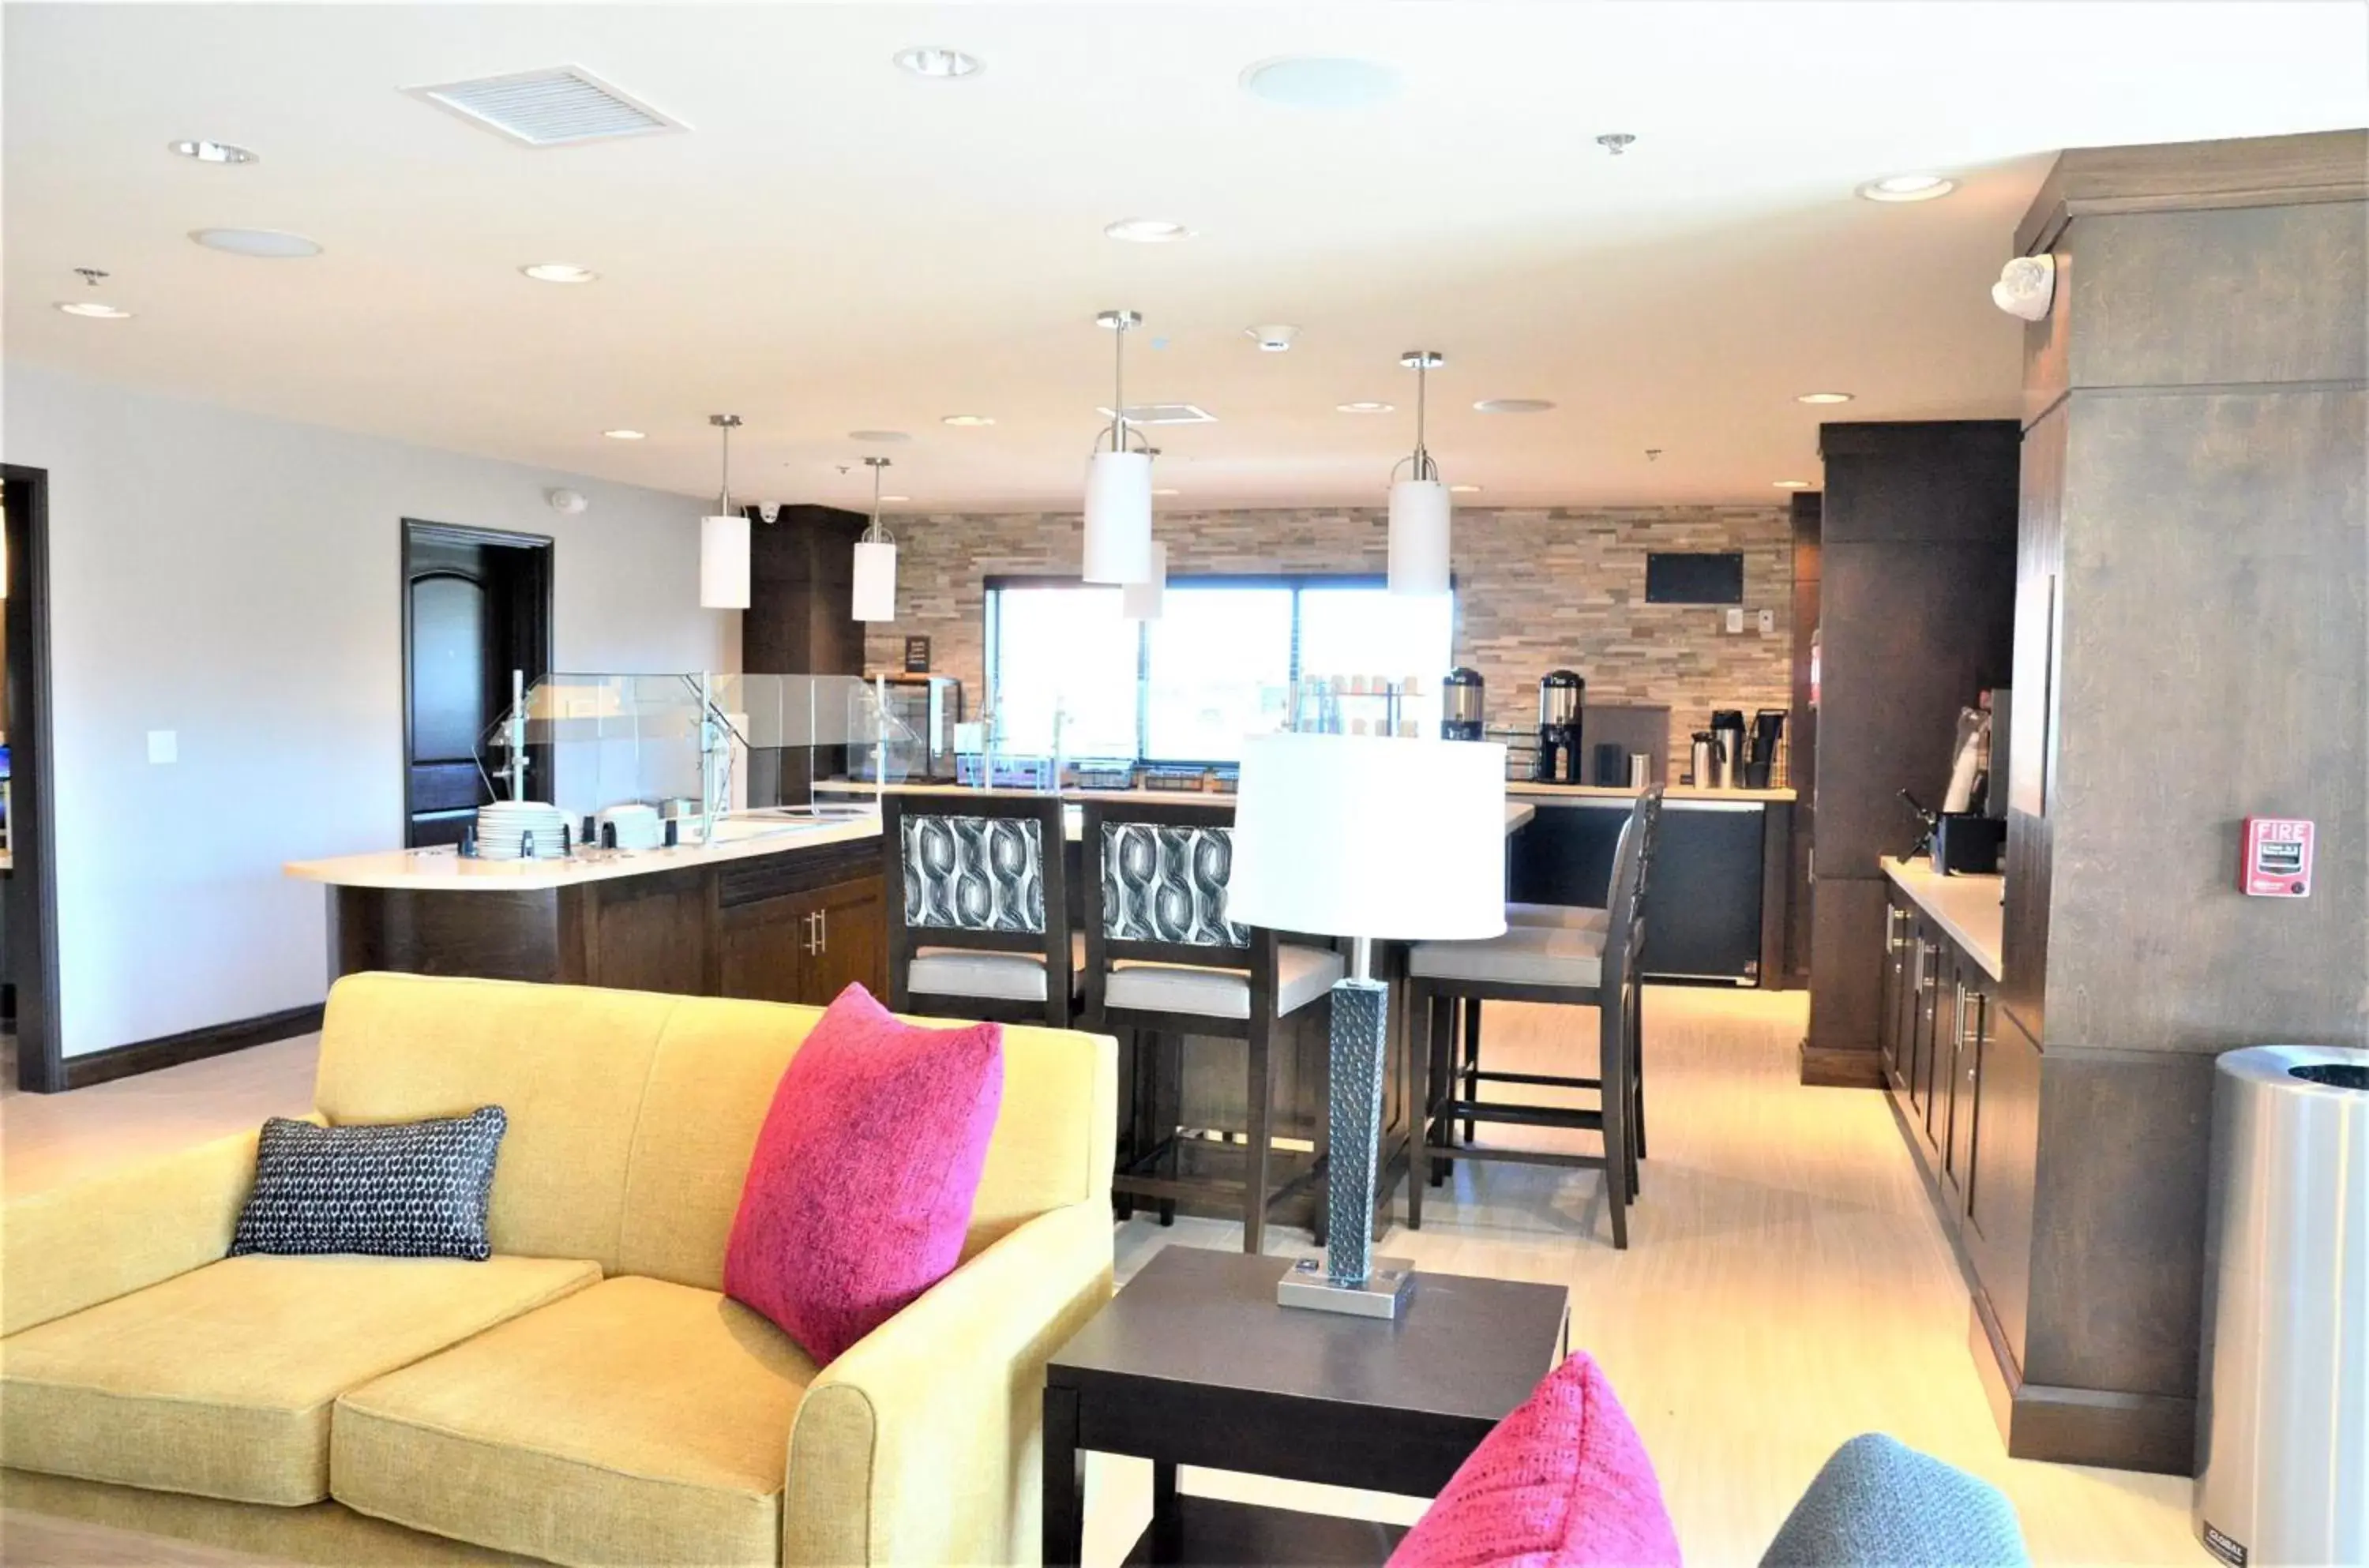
[861,505,1793,757]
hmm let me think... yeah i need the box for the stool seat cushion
[908,932,1086,1002]
[1506,902,1609,933]
[1409,927,1605,988]
[1102,944,1345,1020]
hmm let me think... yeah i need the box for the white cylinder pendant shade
[1122,540,1168,620]
[1083,450,1154,583]
[1387,479,1452,597]
[851,539,898,621]
[700,513,751,610]
[1228,733,1507,940]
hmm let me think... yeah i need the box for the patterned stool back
[899,813,1048,934]
[1099,820,1247,949]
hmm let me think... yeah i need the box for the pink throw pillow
[1389,1351,1681,1568]
[723,984,1004,1365]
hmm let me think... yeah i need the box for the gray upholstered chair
[1081,798,1345,1254]
[1760,1434,2032,1567]
[881,793,1079,1028]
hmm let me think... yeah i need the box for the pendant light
[852,456,898,621]
[1123,542,1169,621]
[699,414,750,610]
[1387,351,1451,596]
[1083,309,1153,584]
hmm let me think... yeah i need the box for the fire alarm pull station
[2241,817,2314,897]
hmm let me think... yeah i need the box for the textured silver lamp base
[1276,973,1414,1319]
[1277,1254,1417,1318]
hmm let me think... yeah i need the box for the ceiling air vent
[405,66,687,148]
[1097,403,1218,426]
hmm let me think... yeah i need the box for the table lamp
[1227,732,1507,1318]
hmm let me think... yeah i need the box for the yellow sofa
[1,972,1118,1566]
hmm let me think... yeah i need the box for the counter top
[286,813,880,892]
[814,779,1792,807]
[1883,856,2004,981]
[1510,782,1795,805]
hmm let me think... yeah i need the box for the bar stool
[1081,800,1345,1254]
[1468,791,1665,1160]
[1403,788,1658,1248]
[882,794,1079,1028]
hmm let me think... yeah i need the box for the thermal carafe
[1744,708,1787,790]
[1688,731,1715,788]
[2194,1046,2367,1568]
[1442,667,1486,741]
[1709,709,1746,790]
[1534,670,1584,783]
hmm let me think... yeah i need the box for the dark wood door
[717,892,812,1005]
[402,522,552,847]
[1906,925,1941,1142]
[803,876,887,1002]
[1945,978,1987,1219]
[1879,896,1909,1087]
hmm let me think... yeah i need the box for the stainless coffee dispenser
[1534,670,1584,783]
[1442,667,1486,741]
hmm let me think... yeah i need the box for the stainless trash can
[2194,1045,2367,1568]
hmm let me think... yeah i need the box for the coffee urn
[1709,709,1747,791]
[1534,670,1585,783]
[1442,667,1486,741]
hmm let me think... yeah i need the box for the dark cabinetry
[746,505,867,678]
[717,876,887,1006]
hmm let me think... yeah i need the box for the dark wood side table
[1043,1247,1570,1566]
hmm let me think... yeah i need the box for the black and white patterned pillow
[231,1108,509,1261]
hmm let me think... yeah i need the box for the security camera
[545,487,588,516]
[1991,254,2056,322]
[1245,324,1300,353]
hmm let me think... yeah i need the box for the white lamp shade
[1083,450,1154,583]
[1387,478,1452,597]
[851,538,898,621]
[700,513,750,610]
[1121,540,1168,620]
[1226,733,1507,940]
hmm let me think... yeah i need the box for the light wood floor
[0,990,2200,1566]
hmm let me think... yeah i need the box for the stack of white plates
[597,803,665,852]
[476,801,570,861]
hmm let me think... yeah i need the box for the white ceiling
[6,2,2365,513]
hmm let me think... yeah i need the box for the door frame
[398,520,554,843]
[6,464,64,1092]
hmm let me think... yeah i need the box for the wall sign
[2241,816,2313,897]
[903,636,931,673]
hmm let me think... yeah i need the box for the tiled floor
[0,989,2201,1566]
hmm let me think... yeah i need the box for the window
[984,576,1455,763]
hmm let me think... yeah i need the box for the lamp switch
[1724,608,1745,634]
[147,730,178,765]
[1757,608,1775,636]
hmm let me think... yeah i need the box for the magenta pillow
[723,983,1004,1365]
[1389,1352,1681,1568]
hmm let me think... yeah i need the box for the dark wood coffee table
[1043,1246,1571,1566]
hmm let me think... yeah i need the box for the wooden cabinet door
[803,876,887,1003]
[1905,925,1938,1129]
[717,892,813,1005]
[1947,979,1988,1219]
[1879,897,1913,1091]
[1923,945,1956,1155]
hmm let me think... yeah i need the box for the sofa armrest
[2,1126,269,1338]
[781,1201,1115,1567]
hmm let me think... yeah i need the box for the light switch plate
[147,730,178,765]
[1724,607,1745,634]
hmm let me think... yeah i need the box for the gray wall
[4,363,736,1058]
[858,503,1794,758]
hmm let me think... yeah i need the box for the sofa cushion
[232,1108,508,1260]
[333,1275,816,1568]
[0,1253,598,1506]
[723,985,1003,1364]
[1387,1351,1679,1568]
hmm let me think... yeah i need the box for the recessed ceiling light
[1104,218,1192,243]
[602,429,646,441]
[1151,487,1182,497]
[1796,391,1855,404]
[892,46,982,79]
[521,263,598,284]
[189,227,321,258]
[1474,398,1556,415]
[880,494,911,503]
[1449,483,1483,493]
[940,414,995,426]
[55,301,133,319]
[167,139,257,165]
[848,430,911,443]
[1857,174,1956,203]
[1774,478,1814,490]
[1337,400,1395,415]
[1240,56,1402,110]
